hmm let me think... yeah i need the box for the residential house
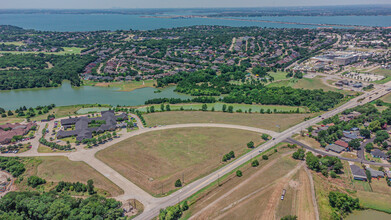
[371,149,388,160]
[350,165,367,181]
[367,167,384,178]
[325,144,345,153]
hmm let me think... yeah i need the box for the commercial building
[57,110,127,142]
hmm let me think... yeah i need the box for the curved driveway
[2,122,279,213]
[2,82,391,220]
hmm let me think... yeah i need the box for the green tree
[365,143,374,153]
[175,179,182,187]
[27,176,46,188]
[348,139,361,150]
[359,129,371,139]
[160,103,165,111]
[262,155,269,160]
[251,159,259,167]
[222,104,227,112]
[368,120,381,132]
[201,104,207,111]
[292,148,305,160]
[236,170,243,177]
[228,106,234,113]
[87,179,95,195]
[261,134,269,140]
[365,169,372,183]
[247,141,254,148]
[281,215,297,220]
[7,110,13,116]
[166,104,171,111]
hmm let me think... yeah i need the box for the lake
[0,82,191,110]
[345,209,391,220]
[0,14,388,31]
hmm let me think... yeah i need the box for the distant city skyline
[1,0,390,9]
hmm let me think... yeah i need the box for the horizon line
[1,4,391,10]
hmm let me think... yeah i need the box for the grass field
[268,76,356,96]
[37,145,69,153]
[137,103,307,113]
[96,127,265,196]
[90,80,156,92]
[183,152,300,219]
[1,41,26,46]
[76,107,110,114]
[19,157,123,197]
[370,68,391,84]
[267,78,298,87]
[380,93,391,103]
[269,71,289,81]
[143,111,317,132]
[0,47,83,55]
[312,160,391,218]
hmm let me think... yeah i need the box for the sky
[1,0,390,9]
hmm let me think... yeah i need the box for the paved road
[2,121,280,213]
[135,84,391,220]
[2,82,391,219]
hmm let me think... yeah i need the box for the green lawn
[1,41,26,46]
[0,47,83,55]
[90,80,156,92]
[370,68,391,84]
[136,102,307,113]
[268,71,289,81]
[267,78,298,87]
[76,107,110,114]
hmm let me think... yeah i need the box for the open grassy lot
[269,71,289,81]
[312,160,391,219]
[137,103,307,113]
[76,107,110,114]
[0,47,83,55]
[369,68,391,84]
[96,127,265,196]
[0,116,24,125]
[1,41,26,46]
[267,78,298,87]
[380,93,391,104]
[143,111,317,132]
[268,76,356,96]
[19,157,123,197]
[90,80,156,92]
[182,151,300,219]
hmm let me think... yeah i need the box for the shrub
[236,170,243,177]
[175,179,182,187]
[262,155,268,160]
[251,159,259,167]
[27,176,46,188]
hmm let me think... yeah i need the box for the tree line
[156,67,343,111]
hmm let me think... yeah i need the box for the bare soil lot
[96,127,265,196]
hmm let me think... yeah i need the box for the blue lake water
[236,16,391,27]
[0,14,389,31]
[0,82,191,109]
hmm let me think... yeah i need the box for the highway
[2,82,391,219]
[134,84,391,219]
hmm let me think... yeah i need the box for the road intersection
[2,82,391,219]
